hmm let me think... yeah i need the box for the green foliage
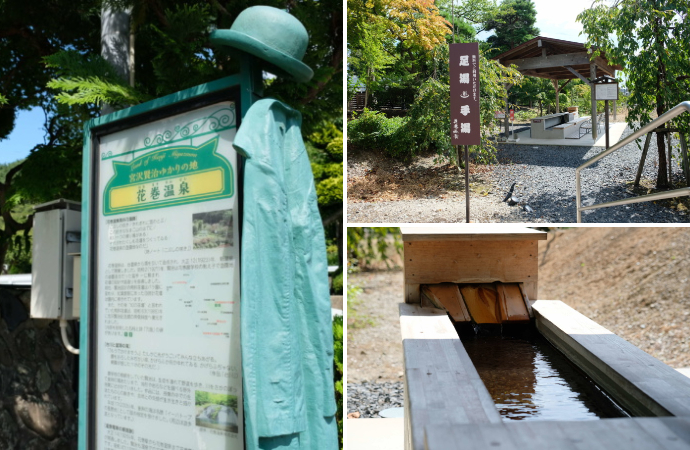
[347,109,404,151]
[0,0,343,270]
[348,54,522,163]
[142,4,219,97]
[347,227,402,270]
[485,0,539,56]
[578,0,690,187]
[331,272,343,295]
[47,76,150,108]
[333,314,343,449]
[307,122,343,223]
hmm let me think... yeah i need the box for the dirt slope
[539,227,690,368]
[347,227,690,384]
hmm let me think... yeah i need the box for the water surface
[461,328,628,421]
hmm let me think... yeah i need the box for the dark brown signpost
[450,42,480,223]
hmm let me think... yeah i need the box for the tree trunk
[655,17,669,188]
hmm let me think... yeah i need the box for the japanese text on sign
[450,43,481,145]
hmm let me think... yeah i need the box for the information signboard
[86,88,243,450]
[450,43,481,145]
[594,83,619,100]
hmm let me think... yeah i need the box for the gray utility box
[31,199,81,320]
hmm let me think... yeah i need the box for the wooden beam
[505,52,591,70]
[403,239,539,299]
[564,65,590,83]
[594,56,616,76]
[533,300,690,418]
[560,78,574,91]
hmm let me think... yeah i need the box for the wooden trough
[399,226,690,450]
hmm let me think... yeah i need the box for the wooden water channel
[399,227,690,450]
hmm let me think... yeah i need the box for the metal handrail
[576,100,690,222]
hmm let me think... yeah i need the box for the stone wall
[0,288,78,449]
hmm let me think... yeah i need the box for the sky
[0,107,45,165]
[477,0,592,43]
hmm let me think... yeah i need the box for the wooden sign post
[450,43,480,223]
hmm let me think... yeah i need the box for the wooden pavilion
[493,36,623,140]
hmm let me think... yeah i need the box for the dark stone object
[0,289,28,331]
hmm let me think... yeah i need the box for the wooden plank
[533,300,690,418]
[459,284,501,324]
[399,303,502,450]
[424,419,690,450]
[497,283,530,322]
[421,283,470,322]
[404,240,539,299]
[399,303,457,340]
[400,226,547,242]
[405,283,420,304]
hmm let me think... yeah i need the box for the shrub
[348,108,405,150]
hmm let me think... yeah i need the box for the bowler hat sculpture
[210,6,314,83]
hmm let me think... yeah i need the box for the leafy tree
[347,227,402,270]
[485,0,539,56]
[347,0,451,103]
[578,0,690,188]
[0,0,343,270]
[438,0,501,40]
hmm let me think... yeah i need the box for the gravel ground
[491,126,689,223]
[346,381,404,418]
[347,125,690,223]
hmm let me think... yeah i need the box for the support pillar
[552,79,560,113]
[590,63,598,141]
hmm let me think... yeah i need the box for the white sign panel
[594,83,619,100]
[95,101,242,449]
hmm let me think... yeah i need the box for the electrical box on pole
[30,199,81,320]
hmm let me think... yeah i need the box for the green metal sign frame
[79,58,262,450]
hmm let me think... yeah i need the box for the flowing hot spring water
[459,325,629,421]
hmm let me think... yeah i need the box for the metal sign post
[449,43,481,223]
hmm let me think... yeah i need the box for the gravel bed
[490,125,689,223]
[347,124,689,223]
[348,192,526,223]
[347,381,404,418]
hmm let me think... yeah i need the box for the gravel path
[492,126,689,223]
[347,125,690,223]
[347,382,404,418]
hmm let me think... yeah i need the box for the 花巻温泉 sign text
[450,43,481,146]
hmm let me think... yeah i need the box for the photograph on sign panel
[193,209,234,249]
[195,391,240,432]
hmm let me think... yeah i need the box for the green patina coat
[234,98,338,450]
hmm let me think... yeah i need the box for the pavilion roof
[492,36,623,82]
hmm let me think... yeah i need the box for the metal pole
[605,100,610,149]
[465,145,470,223]
[666,131,673,186]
